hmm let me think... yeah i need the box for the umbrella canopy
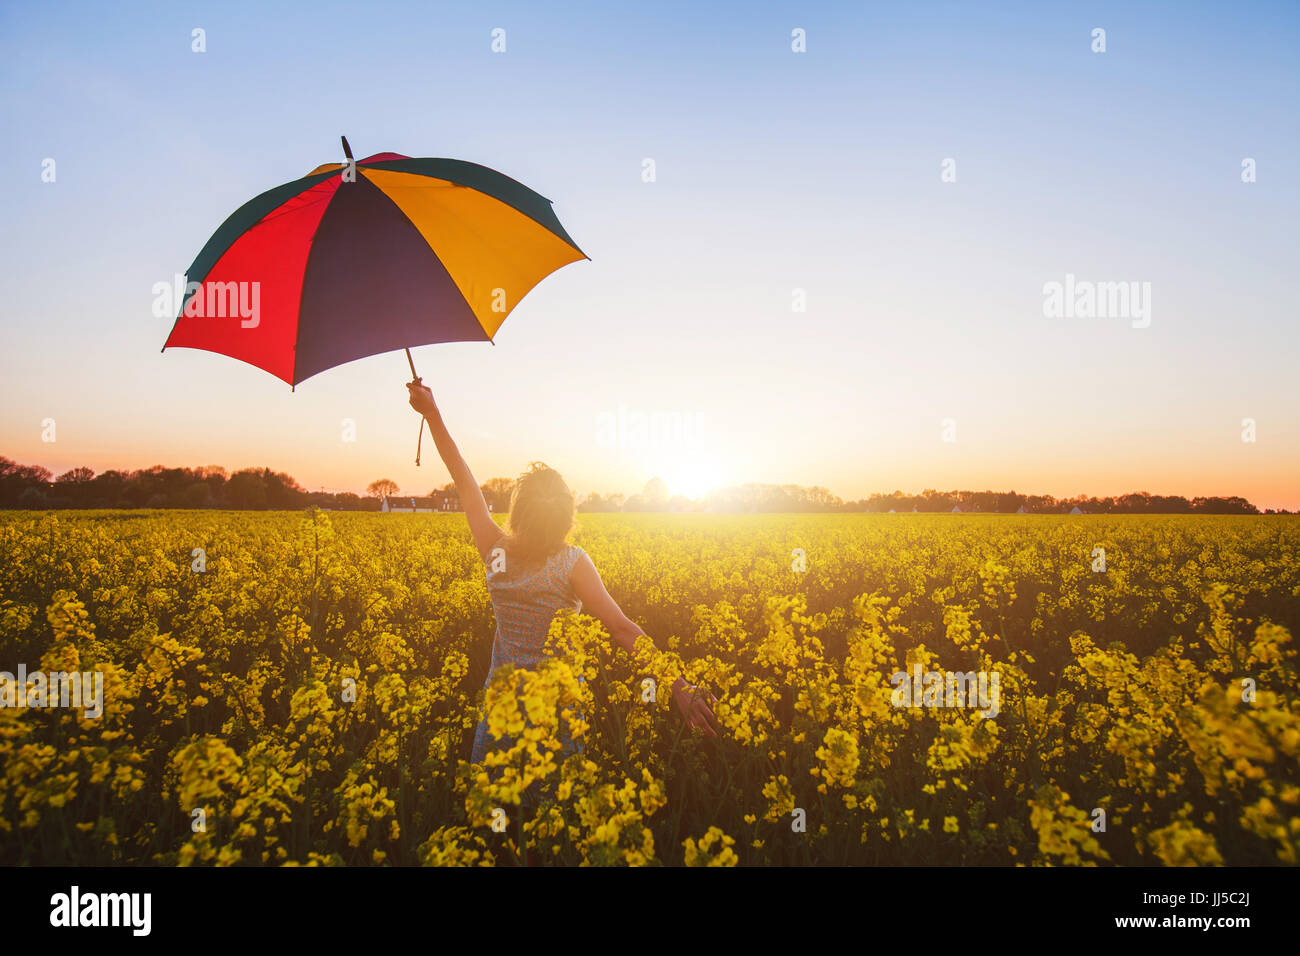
[163,139,586,386]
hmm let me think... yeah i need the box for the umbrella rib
[251,186,338,229]
[289,194,337,388]
[365,158,587,254]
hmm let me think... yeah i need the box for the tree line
[0,457,1280,514]
[0,459,369,511]
[0,460,520,513]
[842,488,1270,515]
[584,481,1273,514]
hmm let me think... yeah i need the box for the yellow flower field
[0,510,1297,866]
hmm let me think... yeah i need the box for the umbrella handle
[406,348,423,465]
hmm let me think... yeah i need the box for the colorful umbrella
[163,137,586,390]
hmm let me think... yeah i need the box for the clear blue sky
[2,1,1297,507]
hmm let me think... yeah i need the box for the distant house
[1068,505,1084,515]
[951,505,963,514]
[1016,505,1029,514]
[382,491,461,513]
[382,495,433,513]
[887,509,896,514]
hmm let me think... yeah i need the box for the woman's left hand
[407,381,437,417]
[672,679,719,738]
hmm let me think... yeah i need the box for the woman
[406,382,719,781]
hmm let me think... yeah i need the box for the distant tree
[303,491,333,510]
[262,469,305,509]
[0,457,53,507]
[802,486,844,511]
[643,477,669,503]
[181,483,213,508]
[89,470,128,508]
[54,467,96,507]
[480,477,516,512]
[1114,492,1150,513]
[581,492,628,512]
[227,469,269,509]
[1026,494,1057,514]
[996,491,1023,513]
[917,489,956,512]
[1191,495,1259,515]
[0,457,49,483]
[367,478,399,499]
[18,486,48,509]
[56,466,95,484]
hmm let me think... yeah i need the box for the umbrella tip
[341,136,353,160]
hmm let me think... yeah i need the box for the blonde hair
[502,462,577,567]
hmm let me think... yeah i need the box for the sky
[2,0,1298,508]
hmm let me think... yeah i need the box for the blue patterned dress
[470,540,586,803]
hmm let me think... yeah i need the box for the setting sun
[659,459,725,500]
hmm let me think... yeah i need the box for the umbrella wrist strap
[415,417,424,466]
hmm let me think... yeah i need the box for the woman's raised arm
[406,382,502,560]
